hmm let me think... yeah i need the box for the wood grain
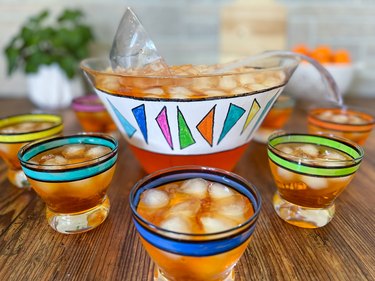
[0,97,374,281]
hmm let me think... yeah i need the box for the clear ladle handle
[213,50,342,106]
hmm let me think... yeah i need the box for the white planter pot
[27,64,84,109]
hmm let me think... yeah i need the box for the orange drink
[0,113,63,188]
[130,166,261,281]
[18,134,118,234]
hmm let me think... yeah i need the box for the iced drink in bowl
[0,113,63,188]
[130,166,261,281]
[308,106,374,145]
[81,57,299,173]
[18,133,118,234]
[268,132,363,228]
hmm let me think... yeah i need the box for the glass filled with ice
[308,106,374,145]
[18,133,118,234]
[267,132,364,228]
[0,113,63,188]
[129,165,261,281]
[72,94,118,136]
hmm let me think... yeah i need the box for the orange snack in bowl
[310,45,332,63]
[333,49,351,63]
[292,44,310,56]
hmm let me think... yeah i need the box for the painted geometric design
[107,99,136,138]
[218,103,246,144]
[177,107,196,149]
[156,106,173,150]
[196,105,216,146]
[241,99,260,134]
[132,104,148,144]
[247,91,280,140]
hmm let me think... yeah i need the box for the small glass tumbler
[0,113,63,188]
[254,95,295,143]
[308,106,374,145]
[268,132,364,228]
[129,166,261,281]
[72,95,117,136]
[18,133,118,234]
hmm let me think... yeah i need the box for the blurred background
[1,0,374,99]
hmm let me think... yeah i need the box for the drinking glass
[18,133,118,234]
[129,165,261,281]
[268,132,364,228]
[0,113,63,188]
[308,106,374,145]
[72,94,118,136]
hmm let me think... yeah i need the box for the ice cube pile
[0,121,53,134]
[137,178,253,235]
[32,144,111,168]
[274,143,354,190]
[277,143,350,164]
[316,110,368,125]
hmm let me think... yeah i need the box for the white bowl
[285,62,354,99]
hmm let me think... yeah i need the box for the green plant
[4,9,94,79]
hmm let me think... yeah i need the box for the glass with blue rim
[18,133,118,234]
[129,165,261,281]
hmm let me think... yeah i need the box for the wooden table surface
[0,97,374,281]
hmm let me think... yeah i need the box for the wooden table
[0,97,374,281]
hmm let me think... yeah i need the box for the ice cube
[180,178,208,199]
[238,74,255,85]
[349,115,365,125]
[203,89,226,97]
[42,155,68,166]
[300,175,328,190]
[109,7,171,76]
[318,110,333,121]
[277,166,295,181]
[323,150,347,161]
[331,114,349,124]
[141,189,169,208]
[160,216,190,233]
[208,183,234,199]
[219,76,237,90]
[232,87,249,95]
[62,144,86,159]
[168,199,201,217]
[262,77,281,87]
[279,145,293,155]
[298,144,319,158]
[200,216,236,233]
[143,87,164,96]
[248,84,266,91]
[168,86,193,98]
[216,195,248,219]
[85,146,111,159]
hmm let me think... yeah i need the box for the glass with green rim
[267,131,364,228]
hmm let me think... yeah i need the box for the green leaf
[58,9,83,23]
[4,8,94,78]
[4,46,20,75]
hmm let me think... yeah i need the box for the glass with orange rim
[308,106,374,145]
[0,113,63,188]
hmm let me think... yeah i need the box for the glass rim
[80,56,299,80]
[129,165,262,239]
[267,131,364,164]
[18,132,118,169]
[72,95,106,112]
[0,113,63,136]
[307,106,375,127]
